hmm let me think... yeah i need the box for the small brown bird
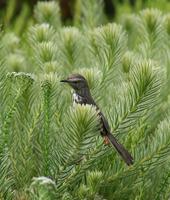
[61,74,133,165]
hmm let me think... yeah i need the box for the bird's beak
[60,79,69,83]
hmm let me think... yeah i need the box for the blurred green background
[2,0,170,35]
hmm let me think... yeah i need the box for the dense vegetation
[0,1,170,199]
[2,0,170,35]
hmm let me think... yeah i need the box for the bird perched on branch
[61,74,133,166]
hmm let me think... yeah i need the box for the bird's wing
[80,95,111,133]
[83,95,111,133]
[98,111,111,133]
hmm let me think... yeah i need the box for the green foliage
[0,1,170,200]
[34,1,61,29]
[74,0,105,29]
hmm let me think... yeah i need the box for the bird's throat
[73,92,83,105]
[72,88,94,106]
[72,88,89,105]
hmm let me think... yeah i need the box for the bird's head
[60,74,89,91]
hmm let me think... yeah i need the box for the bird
[60,74,133,166]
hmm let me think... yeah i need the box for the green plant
[0,1,170,200]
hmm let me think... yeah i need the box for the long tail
[107,133,133,166]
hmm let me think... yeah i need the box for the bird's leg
[103,136,110,145]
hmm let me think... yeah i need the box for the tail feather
[107,133,133,166]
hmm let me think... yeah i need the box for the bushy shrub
[0,1,170,199]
